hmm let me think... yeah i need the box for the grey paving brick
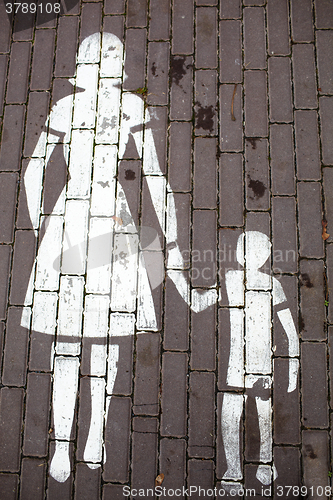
[267,0,290,55]
[315,0,333,28]
[0,387,24,472]
[110,338,133,395]
[216,392,242,479]
[272,197,297,273]
[102,484,125,500]
[10,230,36,305]
[300,259,325,341]
[329,327,333,409]
[20,458,46,500]
[103,397,131,482]
[316,31,333,95]
[149,0,170,40]
[297,182,324,258]
[191,302,216,371]
[273,276,298,356]
[47,442,73,500]
[219,20,242,83]
[103,15,124,42]
[292,44,317,109]
[245,138,269,210]
[54,16,79,77]
[270,124,295,195]
[192,210,217,287]
[160,439,186,492]
[319,97,333,165]
[220,0,241,18]
[0,105,25,171]
[77,378,94,461]
[80,3,102,42]
[168,122,192,191]
[244,71,268,137]
[291,0,314,42]
[324,169,333,244]
[117,161,141,225]
[244,0,265,4]
[13,14,34,41]
[302,431,330,492]
[0,322,4,376]
[220,84,243,152]
[24,92,50,157]
[146,106,167,175]
[197,0,217,4]
[246,211,271,237]
[164,273,190,351]
[218,228,243,309]
[168,193,191,265]
[273,358,300,445]
[131,417,158,491]
[188,460,214,496]
[0,55,8,116]
[2,307,29,386]
[328,245,333,324]
[245,390,267,462]
[161,352,187,436]
[188,372,215,458]
[23,373,51,457]
[30,30,55,91]
[219,154,244,226]
[127,0,147,27]
[268,57,293,122]
[74,464,100,500]
[147,42,169,105]
[172,0,194,55]
[133,333,160,415]
[302,343,328,428]
[141,175,164,250]
[196,8,217,69]
[36,8,59,27]
[0,474,18,500]
[0,6,12,53]
[194,138,217,208]
[123,29,147,91]
[295,110,321,180]
[104,0,125,14]
[6,42,31,104]
[0,173,18,242]
[42,145,70,216]
[244,466,265,499]
[244,7,266,70]
[0,246,11,321]
[170,56,193,121]
[274,447,301,495]
[194,70,217,136]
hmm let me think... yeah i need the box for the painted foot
[256,464,278,485]
[222,468,242,481]
[50,441,71,483]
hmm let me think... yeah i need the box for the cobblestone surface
[0,2,332,499]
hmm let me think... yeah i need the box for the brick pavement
[0,1,332,499]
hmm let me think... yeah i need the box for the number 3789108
[6,2,61,13]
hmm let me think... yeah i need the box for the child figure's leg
[255,395,277,485]
[50,356,79,482]
[221,392,244,480]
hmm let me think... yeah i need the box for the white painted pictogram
[21,32,218,482]
[221,231,299,486]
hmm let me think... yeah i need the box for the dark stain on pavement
[195,102,215,132]
[248,176,266,199]
[151,62,157,76]
[305,444,317,460]
[125,169,136,180]
[246,137,260,150]
[299,313,305,332]
[300,273,314,288]
[171,56,192,86]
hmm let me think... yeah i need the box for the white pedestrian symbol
[21,32,218,482]
[221,231,299,486]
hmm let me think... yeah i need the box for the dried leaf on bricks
[322,220,330,240]
[155,474,165,487]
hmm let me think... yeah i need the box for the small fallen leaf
[111,215,123,226]
[155,473,164,487]
[322,220,330,240]
[49,428,53,434]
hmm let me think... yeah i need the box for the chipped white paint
[222,231,299,486]
[23,158,44,229]
[91,145,117,217]
[22,32,222,483]
[35,216,63,290]
[67,130,94,199]
[96,79,121,144]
